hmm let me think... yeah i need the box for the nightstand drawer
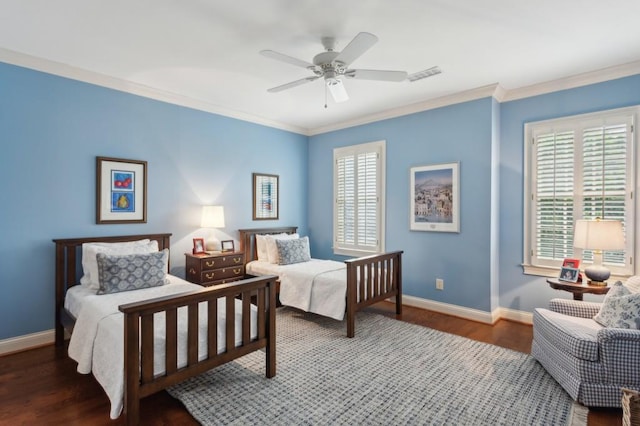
[201,266,245,283]
[201,254,244,271]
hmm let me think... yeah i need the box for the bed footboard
[344,251,403,338]
[118,275,277,426]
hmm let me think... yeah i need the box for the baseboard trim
[494,307,533,325]
[401,295,533,325]
[0,329,54,356]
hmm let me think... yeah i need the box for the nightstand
[185,251,245,287]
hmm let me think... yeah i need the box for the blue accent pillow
[96,249,169,295]
[276,237,311,265]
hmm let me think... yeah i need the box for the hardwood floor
[0,302,622,425]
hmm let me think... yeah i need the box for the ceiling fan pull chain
[324,84,328,109]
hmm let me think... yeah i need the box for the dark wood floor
[0,302,621,425]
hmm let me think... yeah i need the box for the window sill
[522,264,631,283]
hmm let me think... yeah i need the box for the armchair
[532,297,640,407]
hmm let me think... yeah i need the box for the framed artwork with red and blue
[96,156,147,224]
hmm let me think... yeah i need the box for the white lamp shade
[573,219,624,251]
[201,205,225,228]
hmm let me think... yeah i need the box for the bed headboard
[238,227,298,263]
[53,233,172,345]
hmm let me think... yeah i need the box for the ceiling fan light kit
[261,32,438,104]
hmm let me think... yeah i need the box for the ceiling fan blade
[260,50,316,70]
[334,32,378,66]
[344,69,408,81]
[267,76,319,93]
[327,79,349,103]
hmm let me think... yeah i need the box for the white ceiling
[2,0,640,135]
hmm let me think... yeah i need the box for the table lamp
[573,218,624,286]
[201,205,225,252]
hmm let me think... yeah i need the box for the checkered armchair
[532,297,640,407]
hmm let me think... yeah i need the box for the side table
[546,278,610,301]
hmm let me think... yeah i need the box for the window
[333,140,385,256]
[523,106,637,277]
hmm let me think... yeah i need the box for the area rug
[168,308,587,425]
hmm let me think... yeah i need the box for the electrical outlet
[436,278,444,290]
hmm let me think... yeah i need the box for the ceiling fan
[260,32,411,104]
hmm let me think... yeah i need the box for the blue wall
[2,57,639,342]
[308,98,496,311]
[0,62,308,340]
[498,74,640,313]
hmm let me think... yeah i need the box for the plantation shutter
[527,108,635,276]
[334,141,385,255]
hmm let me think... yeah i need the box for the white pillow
[625,276,640,294]
[80,240,159,290]
[265,233,299,264]
[255,235,269,261]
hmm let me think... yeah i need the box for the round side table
[546,278,610,300]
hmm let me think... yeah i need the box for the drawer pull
[205,260,216,267]
[189,268,196,275]
[233,268,241,275]
[205,272,215,280]
[233,257,242,264]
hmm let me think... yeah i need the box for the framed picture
[221,240,235,252]
[410,162,460,232]
[253,173,279,220]
[193,238,205,255]
[562,258,580,269]
[96,156,147,224]
[559,266,580,283]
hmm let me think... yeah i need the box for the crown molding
[2,47,638,136]
[0,48,307,135]
[308,84,503,136]
[501,59,640,102]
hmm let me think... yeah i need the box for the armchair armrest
[548,298,602,318]
[598,328,640,386]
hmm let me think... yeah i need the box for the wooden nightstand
[185,251,245,287]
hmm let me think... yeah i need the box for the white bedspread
[247,259,347,320]
[67,275,257,419]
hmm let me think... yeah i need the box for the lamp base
[584,264,611,287]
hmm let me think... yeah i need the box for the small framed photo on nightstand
[559,266,580,283]
[193,238,206,255]
[562,258,580,269]
[221,240,235,252]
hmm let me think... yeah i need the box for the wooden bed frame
[53,233,277,426]
[238,227,403,338]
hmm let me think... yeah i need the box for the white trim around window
[333,140,386,256]
[523,106,639,279]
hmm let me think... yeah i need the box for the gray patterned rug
[168,308,587,425]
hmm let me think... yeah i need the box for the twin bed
[239,227,403,338]
[54,233,277,426]
[54,229,403,425]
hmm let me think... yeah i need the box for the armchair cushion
[593,281,640,329]
[534,308,602,361]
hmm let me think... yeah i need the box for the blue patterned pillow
[276,236,311,265]
[593,281,640,329]
[96,249,169,295]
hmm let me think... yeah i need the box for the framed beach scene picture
[410,162,460,232]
